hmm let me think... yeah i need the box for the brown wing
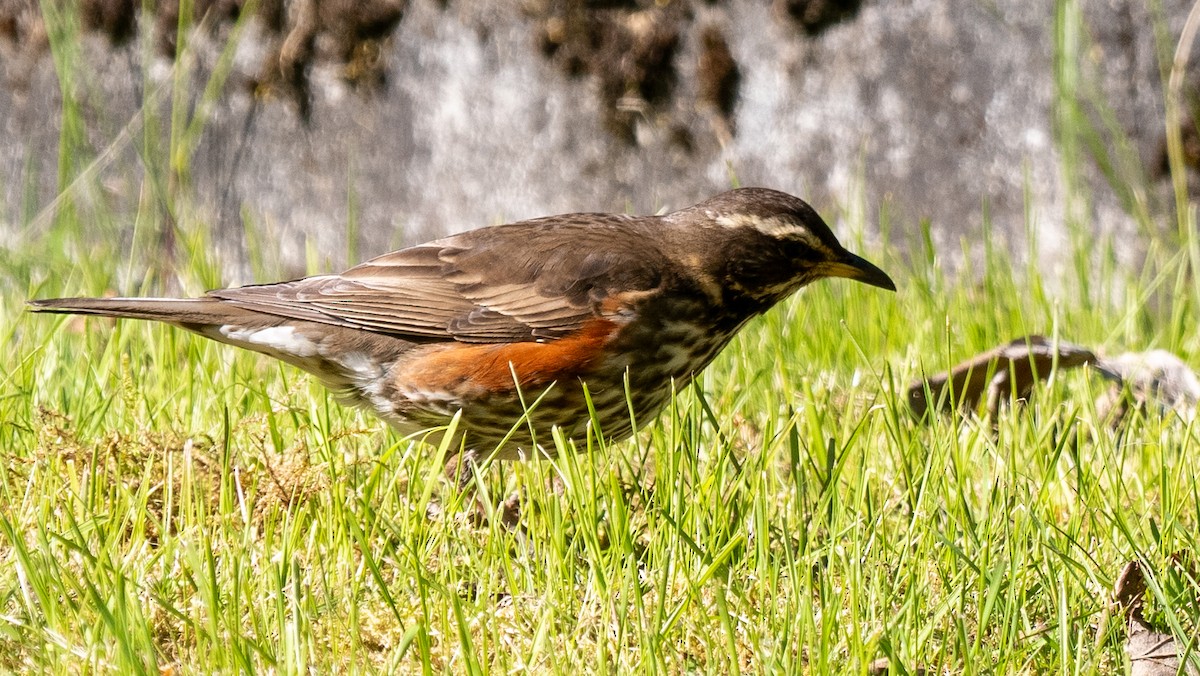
[209,213,667,343]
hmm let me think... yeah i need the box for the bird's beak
[822,251,897,291]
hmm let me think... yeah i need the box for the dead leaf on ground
[1093,350,1200,426]
[906,335,1097,421]
[1114,559,1200,676]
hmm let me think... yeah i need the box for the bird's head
[668,187,896,304]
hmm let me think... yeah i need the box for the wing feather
[208,215,667,343]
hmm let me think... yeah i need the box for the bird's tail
[27,297,255,326]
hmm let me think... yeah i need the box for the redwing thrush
[30,188,895,461]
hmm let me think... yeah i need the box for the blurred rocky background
[1,0,1196,283]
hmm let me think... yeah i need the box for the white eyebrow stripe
[714,214,823,247]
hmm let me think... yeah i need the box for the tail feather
[30,296,422,420]
[27,297,256,326]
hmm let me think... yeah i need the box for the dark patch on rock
[0,0,48,90]
[0,0,405,119]
[0,12,16,43]
[257,0,287,32]
[668,123,694,154]
[154,0,245,58]
[267,0,319,122]
[4,1,740,145]
[774,0,862,35]
[80,0,138,45]
[531,0,685,144]
[0,1,40,50]
[251,0,407,123]
[697,24,738,136]
[1155,109,1200,177]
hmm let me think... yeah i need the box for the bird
[29,188,895,467]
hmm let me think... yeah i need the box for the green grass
[5,210,1200,674]
[4,1,1200,673]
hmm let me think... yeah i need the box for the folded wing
[210,214,666,344]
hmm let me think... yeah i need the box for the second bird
[30,188,896,462]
